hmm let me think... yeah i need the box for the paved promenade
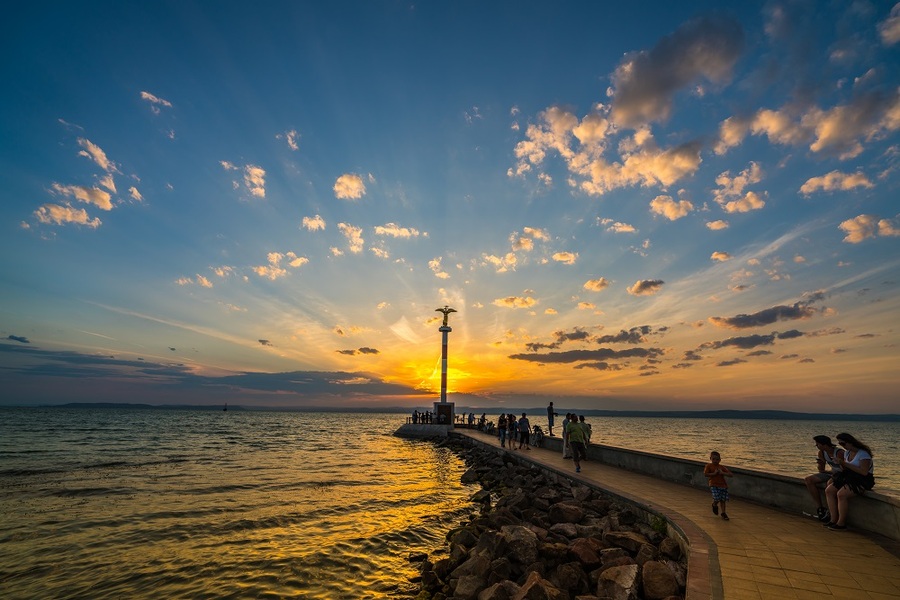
[455,429,900,600]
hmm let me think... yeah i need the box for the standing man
[546,402,558,436]
[561,413,572,459]
[517,412,532,450]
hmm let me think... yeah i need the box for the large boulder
[596,563,640,600]
[548,523,579,539]
[659,537,682,560]
[451,554,492,580]
[604,531,650,553]
[641,560,679,600]
[502,525,540,565]
[548,503,585,524]
[568,538,602,570]
[512,571,565,600]
[455,574,488,600]
[478,580,521,600]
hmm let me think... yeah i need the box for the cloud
[608,16,744,127]
[34,204,102,228]
[258,339,273,346]
[709,302,818,329]
[583,277,610,292]
[711,251,732,262]
[880,3,900,45]
[375,223,422,238]
[649,195,693,220]
[196,275,213,288]
[492,296,537,309]
[51,183,113,210]
[243,165,266,198]
[482,253,518,273]
[428,257,449,279]
[627,279,664,296]
[8,335,30,344]
[251,251,306,280]
[77,138,117,173]
[706,220,729,230]
[302,215,326,231]
[277,129,300,150]
[523,226,550,241]
[599,219,637,233]
[509,346,663,364]
[220,160,238,171]
[799,170,874,195]
[128,186,143,201]
[334,173,366,199]
[596,326,652,344]
[838,214,900,243]
[140,91,173,114]
[552,251,578,265]
[338,223,364,253]
[337,347,380,356]
[806,88,900,159]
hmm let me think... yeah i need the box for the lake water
[1,407,897,599]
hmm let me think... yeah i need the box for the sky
[2,1,899,413]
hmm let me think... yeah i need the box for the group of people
[497,412,535,450]
[704,432,875,529]
[803,433,876,531]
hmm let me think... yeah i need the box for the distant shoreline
[3,402,898,421]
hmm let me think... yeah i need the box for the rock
[502,525,540,565]
[552,561,589,595]
[598,556,636,574]
[635,543,658,566]
[599,548,630,565]
[451,554,492,580]
[548,502,585,524]
[478,580,521,600]
[641,560,679,600]
[596,563,640,600]
[604,531,650,553]
[663,559,687,589]
[472,529,508,561]
[462,467,481,483]
[512,570,565,600]
[409,552,428,563]
[451,528,481,549]
[487,556,514,585]
[659,537,681,560]
[472,489,492,504]
[433,557,452,579]
[455,574,488,600]
[568,538,602,570]
[571,485,593,502]
[548,523,579,538]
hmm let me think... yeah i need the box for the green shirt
[567,422,587,444]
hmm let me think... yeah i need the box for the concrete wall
[531,435,900,541]
[393,423,452,438]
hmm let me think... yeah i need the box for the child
[704,451,734,520]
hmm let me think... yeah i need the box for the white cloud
[523,226,550,241]
[128,186,143,201]
[34,204,101,228]
[370,247,390,259]
[706,220,729,230]
[140,91,173,114]
[338,223,364,253]
[482,253,518,273]
[302,215,326,231]
[334,173,366,200]
[649,195,693,220]
[552,251,578,265]
[278,129,300,151]
[244,165,266,198]
[429,257,450,279]
[374,223,421,238]
[220,160,238,171]
[722,191,767,213]
[583,277,610,291]
[711,251,732,262]
[800,170,874,195]
[77,138,116,172]
[839,214,900,243]
[51,183,113,210]
[492,296,537,309]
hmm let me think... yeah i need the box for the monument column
[434,305,456,426]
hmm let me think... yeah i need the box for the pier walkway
[454,428,900,600]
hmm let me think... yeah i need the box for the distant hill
[34,403,898,421]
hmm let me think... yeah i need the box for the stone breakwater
[410,437,687,600]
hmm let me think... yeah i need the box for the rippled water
[0,408,476,599]
[2,408,898,599]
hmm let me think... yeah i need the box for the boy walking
[704,451,734,520]
[567,416,588,473]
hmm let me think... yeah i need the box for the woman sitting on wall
[824,433,875,531]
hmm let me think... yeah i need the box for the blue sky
[2,1,899,412]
